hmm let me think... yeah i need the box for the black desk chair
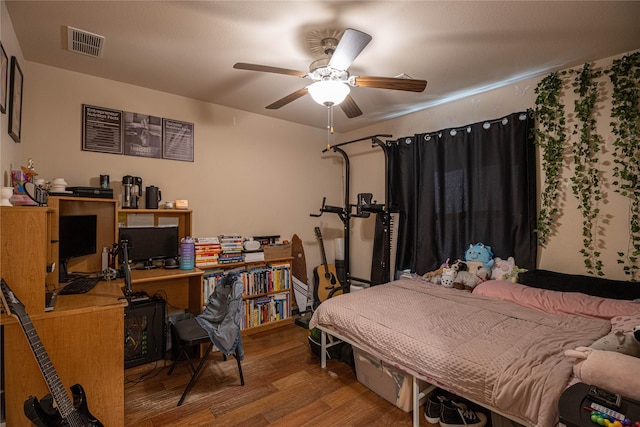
[168,272,245,406]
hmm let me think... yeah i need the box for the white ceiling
[6,1,640,133]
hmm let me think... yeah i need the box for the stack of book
[218,234,244,264]
[194,236,221,268]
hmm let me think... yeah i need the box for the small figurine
[20,158,39,181]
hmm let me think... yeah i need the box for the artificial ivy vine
[534,52,640,280]
[570,63,603,276]
[608,52,640,281]
[533,72,566,246]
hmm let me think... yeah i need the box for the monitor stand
[59,258,70,283]
[140,259,157,270]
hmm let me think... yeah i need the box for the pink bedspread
[310,278,611,427]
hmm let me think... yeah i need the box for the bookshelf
[202,257,294,334]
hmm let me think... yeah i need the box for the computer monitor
[58,214,98,282]
[119,226,179,269]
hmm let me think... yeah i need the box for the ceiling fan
[233,28,427,118]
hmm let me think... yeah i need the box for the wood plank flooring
[123,322,427,426]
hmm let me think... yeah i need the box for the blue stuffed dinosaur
[464,243,494,270]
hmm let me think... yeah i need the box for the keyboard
[59,277,101,295]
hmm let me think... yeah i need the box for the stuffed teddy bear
[464,243,494,270]
[565,346,640,401]
[453,271,482,291]
[423,258,451,279]
[589,327,640,357]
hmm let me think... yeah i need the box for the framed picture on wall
[82,104,124,154]
[8,56,23,142]
[0,42,7,114]
[162,119,194,162]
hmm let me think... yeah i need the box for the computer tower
[124,297,166,369]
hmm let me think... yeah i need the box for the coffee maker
[121,175,142,209]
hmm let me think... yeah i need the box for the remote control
[590,402,625,421]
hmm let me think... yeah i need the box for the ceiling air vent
[66,26,105,58]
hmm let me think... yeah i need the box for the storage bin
[354,348,416,412]
[263,243,292,260]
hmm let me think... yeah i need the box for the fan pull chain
[326,103,335,150]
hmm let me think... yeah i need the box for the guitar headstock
[0,278,26,318]
[314,227,322,240]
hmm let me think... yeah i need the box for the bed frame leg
[413,377,420,427]
[321,329,327,369]
[413,378,435,427]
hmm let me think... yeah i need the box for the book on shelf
[197,262,219,269]
[195,236,220,244]
[195,244,221,251]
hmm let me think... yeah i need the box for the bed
[309,275,640,427]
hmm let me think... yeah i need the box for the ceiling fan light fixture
[308,80,350,106]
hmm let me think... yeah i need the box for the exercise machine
[310,134,398,297]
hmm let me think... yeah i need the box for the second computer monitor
[119,226,179,269]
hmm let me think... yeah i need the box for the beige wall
[0,0,25,186]
[13,62,350,287]
[2,0,636,283]
[341,53,634,281]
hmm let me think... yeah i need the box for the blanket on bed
[310,278,611,427]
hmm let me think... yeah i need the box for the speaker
[124,297,166,369]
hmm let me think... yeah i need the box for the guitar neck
[318,236,329,269]
[314,227,332,270]
[14,309,77,419]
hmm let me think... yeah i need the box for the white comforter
[310,278,611,427]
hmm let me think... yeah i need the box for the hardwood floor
[123,322,426,426]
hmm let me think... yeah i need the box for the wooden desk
[130,268,204,314]
[1,280,126,427]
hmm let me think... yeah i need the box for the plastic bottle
[180,236,195,270]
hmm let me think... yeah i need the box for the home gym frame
[311,133,398,297]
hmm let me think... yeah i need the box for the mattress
[310,277,612,427]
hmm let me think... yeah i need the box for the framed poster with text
[124,112,162,158]
[82,104,123,154]
[162,119,194,162]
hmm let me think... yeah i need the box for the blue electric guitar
[0,279,103,427]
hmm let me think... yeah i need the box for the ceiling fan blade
[328,28,372,71]
[266,88,309,110]
[340,95,363,118]
[234,62,307,77]
[353,76,427,92]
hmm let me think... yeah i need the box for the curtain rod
[418,112,530,141]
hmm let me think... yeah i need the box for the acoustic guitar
[313,227,339,305]
[0,279,103,427]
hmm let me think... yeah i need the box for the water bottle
[180,236,195,270]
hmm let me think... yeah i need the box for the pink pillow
[473,280,640,319]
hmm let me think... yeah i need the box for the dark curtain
[389,111,537,275]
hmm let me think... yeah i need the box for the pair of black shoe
[424,394,487,427]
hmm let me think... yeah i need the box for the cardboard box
[263,243,291,260]
[354,348,415,412]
